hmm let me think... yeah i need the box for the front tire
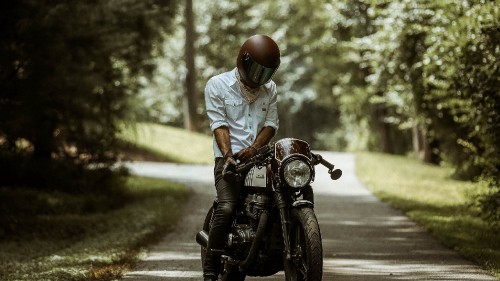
[284,207,323,281]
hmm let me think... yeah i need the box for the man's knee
[215,201,237,220]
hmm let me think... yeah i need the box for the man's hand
[236,126,275,163]
[222,151,238,181]
[223,152,237,168]
[234,146,258,163]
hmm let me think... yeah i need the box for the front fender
[292,199,314,208]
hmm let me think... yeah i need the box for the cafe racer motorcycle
[196,138,342,281]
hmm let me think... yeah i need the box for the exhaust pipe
[196,230,209,248]
[196,230,226,256]
[239,211,268,272]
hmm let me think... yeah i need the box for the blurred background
[0,1,499,280]
[2,0,498,178]
[1,0,499,219]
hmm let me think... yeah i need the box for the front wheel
[284,207,323,281]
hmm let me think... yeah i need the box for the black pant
[203,157,244,277]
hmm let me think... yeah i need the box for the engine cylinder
[244,193,270,219]
[227,224,255,246]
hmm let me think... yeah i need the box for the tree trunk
[184,0,197,132]
[412,123,440,165]
[422,130,440,165]
[374,104,393,154]
[412,123,424,160]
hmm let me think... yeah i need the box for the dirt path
[122,152,497,281]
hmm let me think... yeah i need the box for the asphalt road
[122,152,497,281]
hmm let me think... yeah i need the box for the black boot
[203,274,217,281]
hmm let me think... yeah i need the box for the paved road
[122,152,497,281]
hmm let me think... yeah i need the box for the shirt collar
[230,68,240,91]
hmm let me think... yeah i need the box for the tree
[418,1,499,221]
[195,0,266,133]
[336,0,498,221]
[142,0,500,221]
[0,0,178,188]
[184,0,198,131]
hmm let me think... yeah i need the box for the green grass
[119,122,213,164]
[0,123,207,280]
[0,176,190,281]
[356,152,500,278]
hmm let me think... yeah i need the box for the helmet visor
[242,53,278,85]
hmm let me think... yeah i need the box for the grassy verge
[119,122,213,164]
[355,152,500,278]
[0,176,190,281]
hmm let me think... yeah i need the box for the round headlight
[282,158,312,188]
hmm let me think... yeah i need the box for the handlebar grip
[312,153,342,180]
[312,153,334,170]
[223,162,240,182]
[320,158,335,170]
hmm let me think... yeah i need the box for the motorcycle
[196,138,342,281]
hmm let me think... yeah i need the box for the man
[203,34,280,281]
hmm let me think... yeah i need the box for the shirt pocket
[255,98,269,120]
[225,99,244,121]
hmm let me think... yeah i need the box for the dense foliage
[178,0,498,221]
[0,0,497,220]
[346,0,499,220]
[0,0,177,189]
[185,0,498,180]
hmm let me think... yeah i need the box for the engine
[244,193,271,220]
[227,193,270,248]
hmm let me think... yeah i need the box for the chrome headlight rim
[279,155,313,189]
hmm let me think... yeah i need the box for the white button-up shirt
[205,68,279,158]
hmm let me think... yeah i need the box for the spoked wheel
[284,207,323,281]
[200,206,246,281]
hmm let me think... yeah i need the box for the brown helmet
[237,35,280,88]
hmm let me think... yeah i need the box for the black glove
[234,146,258,163]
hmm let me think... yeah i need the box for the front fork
[275,191,293,261]
[276,189,314,264]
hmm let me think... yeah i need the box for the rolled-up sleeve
[205,78,228,131]
[264,83,279,131]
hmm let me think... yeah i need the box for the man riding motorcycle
[202,34,281,281]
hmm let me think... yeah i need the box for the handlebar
[222,145,272,182]
[236,145,272,173]
[311,153,334,170]
[224,146,342,182]
[311,153,342,180]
